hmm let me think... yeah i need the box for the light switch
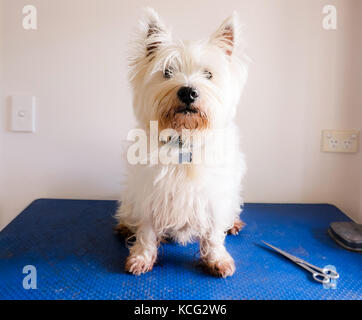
[11,95,36,132]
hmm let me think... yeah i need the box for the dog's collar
[160,137,193,164]
[160,136,183,147]
[179,151,192,164]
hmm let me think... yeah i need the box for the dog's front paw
[203,257,235,278]
[125,254,156,276]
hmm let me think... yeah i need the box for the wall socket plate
[322,130,360,153]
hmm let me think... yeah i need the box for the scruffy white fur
[116,8,248,277]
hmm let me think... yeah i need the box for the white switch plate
[322,130,359,153]
[11,95,36,132]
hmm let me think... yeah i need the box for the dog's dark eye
[163,67,173,79]
[204,70,213,80]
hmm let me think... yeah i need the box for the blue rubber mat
[0,199,361,300]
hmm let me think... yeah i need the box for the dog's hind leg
[115,223,134,239]
[115,200,135,238]
[227,218,245,235]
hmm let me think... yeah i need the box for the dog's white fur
[116,8,248,277]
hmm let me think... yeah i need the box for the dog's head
[129,8,248,132]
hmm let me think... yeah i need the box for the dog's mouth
[175,105,198,115]
[159,104,209,131]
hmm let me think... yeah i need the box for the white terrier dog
[116,8,248,278]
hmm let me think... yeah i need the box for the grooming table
[0,199,361,300]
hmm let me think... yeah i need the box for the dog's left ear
[210,12,240,57]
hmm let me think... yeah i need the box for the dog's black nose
[177,86,199,105]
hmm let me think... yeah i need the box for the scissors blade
[262,241,302,263]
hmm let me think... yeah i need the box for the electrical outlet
[11,95,36,132]
[322,130,359,153]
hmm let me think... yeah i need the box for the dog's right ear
[139,8,172,57]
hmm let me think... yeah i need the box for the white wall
[352,0,362,223]
[0,0,361,231]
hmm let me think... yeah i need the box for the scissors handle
[322,267,339,279]
[312,272,331,284]
[297,263,328,283]
[297,263,339,284]
[300,261,340,279]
